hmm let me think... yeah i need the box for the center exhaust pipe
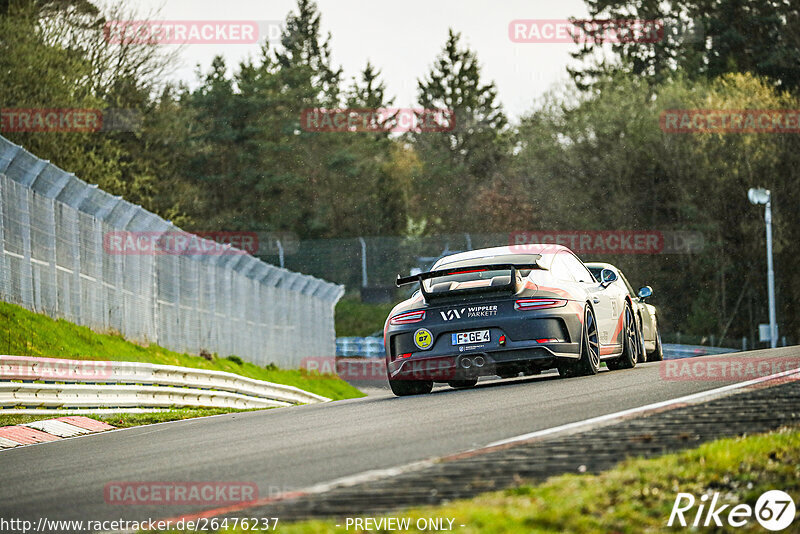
[459,356,472,369]
[473,355,486,368]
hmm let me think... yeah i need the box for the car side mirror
[637,286,653,300]
[600,268,617,287]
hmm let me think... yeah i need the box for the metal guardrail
[336,337,385,358]
[0,383,290,410]
[0,355,329,410]
[662,343,738,360]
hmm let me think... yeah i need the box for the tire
[647,330,664,362]
[607,303,640,370]
[558,304,600,378]
[448,379,478,389]
[636,314,647,363]
[389,379,433,396]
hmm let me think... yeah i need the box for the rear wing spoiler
[396,262,544,300]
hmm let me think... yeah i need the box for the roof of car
[433,244,572,269]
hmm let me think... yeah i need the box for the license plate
[451,330,490,345]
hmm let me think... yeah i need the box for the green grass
[335,296,396,337]
[221,426,800,534]
[0,301,363,401]
[0,408,266,429]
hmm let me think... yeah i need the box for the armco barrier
[0,355,328,410]
[662,343,738,360]
[336,337,384,358]
[0,383,289,410]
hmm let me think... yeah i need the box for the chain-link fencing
[0,135,343,368]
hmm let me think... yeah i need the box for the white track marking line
[487,366,800,447]
[159,365,800,526]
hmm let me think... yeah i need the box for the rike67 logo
[668,490,795,531]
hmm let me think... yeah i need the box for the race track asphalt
[1,347,796,525]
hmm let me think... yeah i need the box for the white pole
[358,237,368,287]
[764,195,778,348]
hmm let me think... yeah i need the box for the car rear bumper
[385,302,584,381]
[387,342,580,381]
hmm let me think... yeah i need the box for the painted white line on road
[158,364,800,527]
[157,459,439,528]
[486,366,800,448]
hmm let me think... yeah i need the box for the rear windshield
[424,254,541,294]
[422,267,514,294]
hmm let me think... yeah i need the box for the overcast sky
[120,0,591,120]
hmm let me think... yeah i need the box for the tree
[345,61,390,109]
[176,1,414,239]
[411,29,510,232]
[512,71,800,341]
[570,0,800,92]
[275,0,341,104]
[0,0,189,220]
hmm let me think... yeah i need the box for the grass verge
[0,301,363,401]
[0,408,266,429]
[239,426,800,533]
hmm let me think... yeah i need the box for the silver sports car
[586,262,663,362]
[384,245,646,396]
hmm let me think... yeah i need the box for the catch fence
[0,135,343,368]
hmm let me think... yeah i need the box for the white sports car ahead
[586,262,663,362]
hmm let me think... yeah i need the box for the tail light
[514,298,568,311]
[390,310,426,325]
